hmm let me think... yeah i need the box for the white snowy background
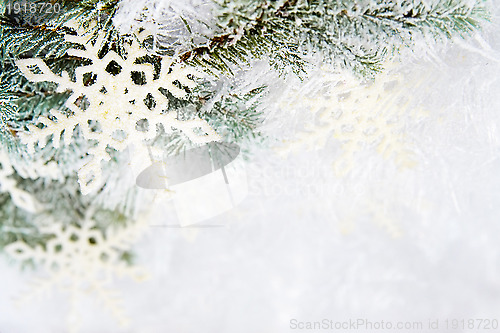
[1,2,500,333]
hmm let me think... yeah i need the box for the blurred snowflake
[278,63,431,174]
[5,216,149,333]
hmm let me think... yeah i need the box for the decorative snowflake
[5,216,149,333]
[278,63,429,174]
[16,29,221,195]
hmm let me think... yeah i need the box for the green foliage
[0,198,48,263]
[0,95,18,148]
[200,0,489,78]
[0,0,125,61]
[179,23,306,78]
[0,171,133,261]
[199,85,266,144]
[176,0,306,78]
[148,81,266,161]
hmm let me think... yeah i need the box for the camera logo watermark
[135,142,247,227]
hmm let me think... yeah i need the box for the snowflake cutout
[278,63,429,174]
[5,217,149,333]
[16,29,221,195]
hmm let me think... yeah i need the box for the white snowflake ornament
[16,29,221,195]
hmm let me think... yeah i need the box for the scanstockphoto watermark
[248,160,368,197]
[289,318,500,331]
[290,319,424,331]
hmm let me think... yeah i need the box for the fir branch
[149,80,266,157]
[200,85,266,143]
[0,15,73,60]
[1,0,126,61]
[176,1,306,77]
[188,0,490,78]
[0,101,17,146]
